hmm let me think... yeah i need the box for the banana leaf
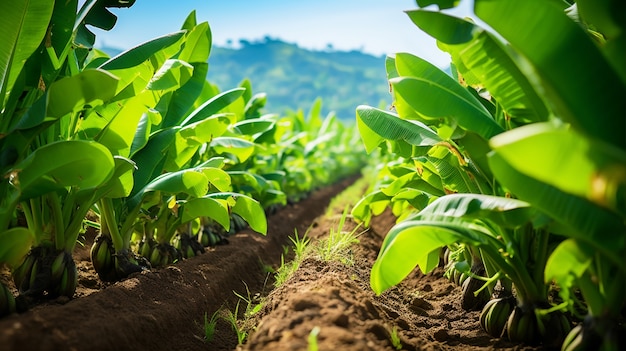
[390,76,503,140]
[356,105,442,153]
[0,227,35,268]
[11,140,114,201]
[0,0,53,101]
[475,0,626,151]
[490,122,626,217]
[405,10,549,124]
[488,151,626,264]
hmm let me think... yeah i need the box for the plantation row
[351,1,625,350]
[0,2,367,315]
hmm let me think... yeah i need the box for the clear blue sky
[93,0,475,68]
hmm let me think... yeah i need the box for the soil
[0,176,544,351]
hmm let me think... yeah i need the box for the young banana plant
[369,194,571,347]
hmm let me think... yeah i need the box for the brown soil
[0,176,544,351]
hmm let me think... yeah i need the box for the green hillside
[206,37,391,120]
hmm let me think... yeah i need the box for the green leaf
[102,156,136,199]
[371,221,462,294]
[201,167,232,192]
[490,122,626,216]
[231,194,267,235]
[177,21,211,63]
[475,0,626,150]
[85,97,147,157]
[10,140,114,200]
[233,118,275,136]
[0,0,54,99]
[99,31,185,71]
[128,168,209,210]
[180,87,245,127]
[544,238,594,285]
[0,227,35,268]
[47,69,119,119]
[181,197,230,229]
[210,137,256,162]
[488,151,626,256]
[405,10,549,123]
[390,76,503,140]
[161,62,208,128]
[351,190,392,227]
[411,193,537,229]
[415,0,460,10]
[165,114,232,170]
[146,59,194,92]
[356,105,442,153]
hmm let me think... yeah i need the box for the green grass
[203,310,221,342]
[274,228,312,287]
[315,206,363,266]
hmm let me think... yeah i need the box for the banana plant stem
[99,198,124,253]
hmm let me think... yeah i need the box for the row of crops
[352,0,625,350]
[0,1,367,316]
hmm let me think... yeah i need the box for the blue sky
[94,0,475,68]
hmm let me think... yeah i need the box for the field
[0,1,624,351]
[0,177,543,351]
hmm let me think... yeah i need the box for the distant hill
[207,38,391,120]
[100,38,392,121]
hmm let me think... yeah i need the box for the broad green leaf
[130,127,177,195]
[129,169,209,209]
[210,137,256,162]
[10,140,114,200]
[371,222,462,294]
[410,193,537,229]
[165,114,232,170]
[161,62,208,128]
[231,194,267,235]
[244,93,268,119]
[544,238,593,286]
[385,55,399,81]
[490,122,626,215]
[381,172,444,198]
[0,227,34,268]
[427,144,490,194]
[201,167,232,192]
[394,52,483,112]
[101,156,136,199]
[351,190,392,227]
[0,0,54,99]
[228,171,264,194]
[196,157,226,169]
[405,10,549,123]
[204,192,267,235]
[47,69,119,119]
[146,59,194,92]
[415,0,460,10]
[356,105,442,153]
[181,197,230,229]
[391,188,433,211]
[180,87,245,127]
[488,151,626,256]
[233,119,275,136]
[475,0,626,150]
[82,97,146,157]
[99,31,185,71]
[390,76,503,140]
[177,21,211,63]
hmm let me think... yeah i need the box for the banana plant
[370,194,570,346]
[472,0,626,349]
[0,0,138,308]
[358,0,625,349]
